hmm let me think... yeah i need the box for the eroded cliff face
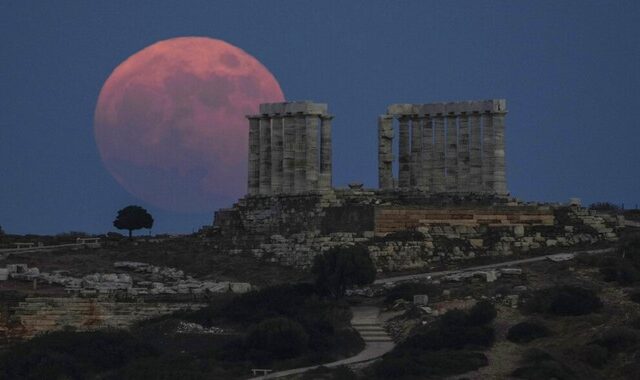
[0,297,205,345]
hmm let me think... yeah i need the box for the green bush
[624,209,640,222]
[303,365,357,380]
[398,303,496,353]
[524,286,602,316]
[0,330,155,379]
[384,282,439,304]
[467,300,498,326]
[512,348,577,380]
[578,344,609,368]
[599,259,640,285]
[592,327,640,353]
[245,317,309,364]
[312,245,376,298]
[507,320,551,343]
[373,350,488,379]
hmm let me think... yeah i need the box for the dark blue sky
[2,1,639,235]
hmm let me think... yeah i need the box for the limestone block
[230,283,252,293]
[500,268,522,275]
[386,103,414,115]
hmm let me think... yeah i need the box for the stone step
[360,334,389,340]
[356,327,386,332]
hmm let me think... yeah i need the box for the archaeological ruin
[211,99,622,271]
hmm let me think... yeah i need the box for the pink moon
[94,37,285,212]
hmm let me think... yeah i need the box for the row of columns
[379,99,507,195]
[247,102,333,196]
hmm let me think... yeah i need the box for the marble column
[398,116,411,189]
[319,115,333,191]
[293,113,307,193]
[432,114,446,192]
[457,113,470,192]
[445,113,458,192]
[259,116,272,195]
[270,115,283,194]
[422,115,433,192]
[378,115,394,190]
[282,115,296,193]
[305,114,319,191]
[469,112,482,193]
[247,116,260,196]
[492,111,507,195]
[410,116,422,188]
[481,113,495,193]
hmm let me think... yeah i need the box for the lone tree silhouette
[312,245,376,298]
[113,205,154,238]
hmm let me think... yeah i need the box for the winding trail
[248,306,394,379]
[248,246,616,379]
[374,247,615,285]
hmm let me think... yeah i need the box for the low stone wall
[0,297,206,343]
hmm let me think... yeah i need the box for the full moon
[94,37,285,212]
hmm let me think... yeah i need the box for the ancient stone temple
[379,99,507,195]
[246,101,333,196]
[212,98,621,271]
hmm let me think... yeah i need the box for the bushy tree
[312,245,376,298]
[507,320,551,343]
[113,205,154,237]
[245,317,309,364]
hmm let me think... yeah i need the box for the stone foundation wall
[212,191,623,272]
[0,297,206,343]
[375,207,555,236]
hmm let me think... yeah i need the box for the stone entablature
[247,101,333,196]
[379,99,507,195]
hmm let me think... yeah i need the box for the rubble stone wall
[0,297,206,343]
[211,191,623,271]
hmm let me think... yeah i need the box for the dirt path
[374,247,615,285]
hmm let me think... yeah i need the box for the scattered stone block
[413,294,429,306]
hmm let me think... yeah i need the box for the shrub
[379,229,426,242]
[599,259,640,285]
[629,316,640,329]
[589,202,621,213]
[507,320,551,343]
[592,327,640,353]
[0,330,155,379]
[524,286,602,316]
[578,344,609,368]
[467,300,497,326]
[624,209,640,222]
[384,282,439,304]
[373,350,488,379]
[399,305,496,352]
[303,365,356,380]
[512,348,577,380]
[621,237,640,268]
[245,317,309,364]
[312,245,376,298]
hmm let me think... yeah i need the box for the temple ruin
[246,101,333,196]
[247,99,507,197]
[379,100,507,195]
[211,98,621,271]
